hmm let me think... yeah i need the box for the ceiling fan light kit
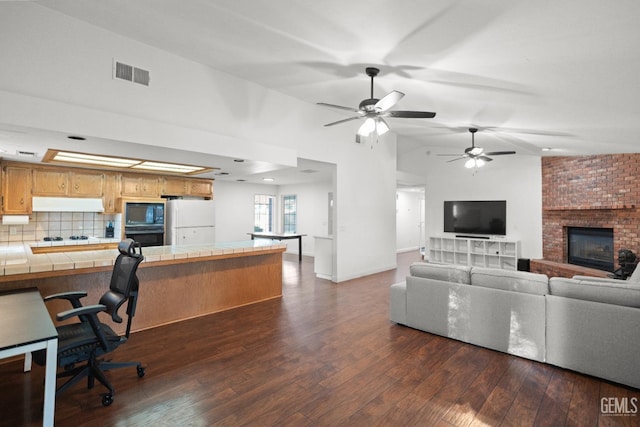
[318,67,436,139]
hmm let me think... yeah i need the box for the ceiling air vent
[113,60,150,87]
[16,150,37,158]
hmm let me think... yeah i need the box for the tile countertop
[0,240,286,276]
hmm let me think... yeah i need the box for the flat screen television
[443,200,506,236]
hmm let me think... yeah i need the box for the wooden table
[0,288,58,427]
[249,232,306,262]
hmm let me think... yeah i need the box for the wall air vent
[113,60,150,87]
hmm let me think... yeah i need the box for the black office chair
[33,239,146,406]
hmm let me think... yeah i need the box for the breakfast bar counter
[0,240,286,334]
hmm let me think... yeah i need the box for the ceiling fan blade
[478,156,494,162]
[485,151,516,156]
[385,110,436,118]
[323,116,362,127]
[317,102,361,113]
[374,90,404,112]
[446,156,468,163]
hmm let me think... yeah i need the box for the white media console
[428,236,521,270]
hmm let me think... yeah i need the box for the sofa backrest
[409,262,471,284]
[549,277,640,308]
[470,267,549,296]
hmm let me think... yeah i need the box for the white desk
[0,288,58,427]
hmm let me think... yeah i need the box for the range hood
[32,197,105,212]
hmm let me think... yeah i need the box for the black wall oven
[124,202,165,247]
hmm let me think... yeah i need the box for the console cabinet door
[32,168,68,196]
[3,165,32,214]
[69,171,104,197]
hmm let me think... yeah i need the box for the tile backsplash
[0,212,122,243]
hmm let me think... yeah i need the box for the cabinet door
[139,177,160,197]
[32,168,68,196]
[189,179,213,197]
[163,177,187,196]
[121,176,141,196]
[102,173,120,213]
[3,165,32,214]
[122,175,160,197]
[69,171,104,197]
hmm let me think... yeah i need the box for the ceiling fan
[317,67,436,137]
[440,127,516,168]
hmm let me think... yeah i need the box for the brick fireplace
[536,154,640,277]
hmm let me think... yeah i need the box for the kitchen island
[0,240,286,334]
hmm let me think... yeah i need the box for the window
[283,194,297,233]
[254,194,274,232]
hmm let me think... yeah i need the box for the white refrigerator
[166,199,216,245]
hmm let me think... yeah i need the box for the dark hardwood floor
[1,252,639,426]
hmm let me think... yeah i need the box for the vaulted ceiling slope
[0,0,636,182]
[33,0,640,157]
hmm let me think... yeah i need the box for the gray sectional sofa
[390,262,640,389]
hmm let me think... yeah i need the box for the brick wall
[541,154,640,266]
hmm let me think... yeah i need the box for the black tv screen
[443,200,506,236]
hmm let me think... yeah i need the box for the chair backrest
[99,239,144,331]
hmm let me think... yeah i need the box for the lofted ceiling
[3,0,640,183]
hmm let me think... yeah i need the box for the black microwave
[125,202,164,227]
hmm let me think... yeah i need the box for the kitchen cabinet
[102,173,120,213]
[162,177,188,196]
[121,175,160,198]
[189,179,213,198]
[162,177,213,198]
[69,171,104,197]
[2,164,32,214]
[32,168,68,196]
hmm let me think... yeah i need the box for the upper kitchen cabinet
[2,164,32,214]
[189,179,213,198]
[32,168,68,196]
[162,177,213,198]
[69,170,104,197]
[102,172,120,214]
[121,174,161,198]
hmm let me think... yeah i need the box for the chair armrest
[56,304,106,322]
[44,291,88,306]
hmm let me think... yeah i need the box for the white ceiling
[5,0,640,183]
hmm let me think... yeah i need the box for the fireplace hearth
[567,227,614,272]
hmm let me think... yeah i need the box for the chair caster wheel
[137,366,146,378]
[102,393,114,406]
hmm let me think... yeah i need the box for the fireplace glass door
[567,227,614,272]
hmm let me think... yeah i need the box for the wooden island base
[2,249,284,335]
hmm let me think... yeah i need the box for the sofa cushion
[470,267,549,296]
[549,277,640,308]
[409,262,471,284]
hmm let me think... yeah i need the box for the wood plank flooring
[1,252,638,426]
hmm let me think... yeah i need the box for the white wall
[214,179,332,257]
[331,133,398,282]
[0,4,399,282]
[398,142,543,260]
[212,181,278,243]
[396,189,424,253]
[277,180,333,257]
